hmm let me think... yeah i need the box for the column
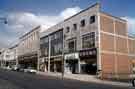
[48,36,51,72]
[44,59,47,72]
[54,61,56,72]
[37,49,40,71]
[78,57,81,73]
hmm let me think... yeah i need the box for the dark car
[132,78,135,87]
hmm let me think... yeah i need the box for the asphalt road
[0,69,134,89]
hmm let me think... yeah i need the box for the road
[0,69,134,89]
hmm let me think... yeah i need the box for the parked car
[12,65,20,71]
[131,67,135,87]
[132,78,135,87]
[11,65,24,72]
[24,67,37,74]
[6,66,12,70]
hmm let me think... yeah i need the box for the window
[82,32,95,49]
[67,38,76,52]
[73,23,77,30]
[40,36,49,57]
[50,34,55,41]
[66,26,70,33]
[80,19,85,27]
[50,30,63,56]
[53,43,62,55]
[90,15,95,24]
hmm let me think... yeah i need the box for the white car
[6,66,12,70]
[24,67,37,73]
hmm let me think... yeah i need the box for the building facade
[40,29,63,72]
[39,3,135,79]
[0,47,17,68]
[18,26,40,69]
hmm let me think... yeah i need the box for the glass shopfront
[64,53,79,74]
[79,48,97,75]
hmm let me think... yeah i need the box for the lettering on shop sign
[79,48,97,57]
[64,53,79,60]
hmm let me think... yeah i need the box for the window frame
[66,26,70,33]
[80,19,85,27]
[90,15,95,24]
[73,23,77,30]
[82,32,95,49]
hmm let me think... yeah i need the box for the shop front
[18,53,38,69]
[64,52,80,74]
[79,48,97,75]
[39,57,48,72]
[50,57,62,72]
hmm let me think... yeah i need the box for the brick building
[39,3,135,79]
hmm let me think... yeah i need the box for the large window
[40,36,49,57]
[67,38,76,53]
[82,32,95,49]
[51,30,63,56]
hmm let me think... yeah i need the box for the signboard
[79,48,97,58]
[64,53,79,60]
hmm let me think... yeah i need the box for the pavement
[37,71,132,87]
[0,69,134,89]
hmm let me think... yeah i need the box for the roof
[19,25,40,39]
[64,2,100,22]
[100,11,127,22]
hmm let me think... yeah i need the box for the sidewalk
[37,71,132,87]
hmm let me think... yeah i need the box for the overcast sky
[0,0,135,48]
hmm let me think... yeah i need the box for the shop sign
[64,53,79,60]
[79,48,97,57]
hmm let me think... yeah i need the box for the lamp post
[0,17,7,24]
[0,17,7,68]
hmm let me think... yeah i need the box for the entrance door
[80,61,97,75]
[66,60,78,74]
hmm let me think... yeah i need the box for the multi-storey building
[18,26,40,69]
[40,3,135,79]
[40,29,63,72]
[9,44,18,66]
[0,47,17,68]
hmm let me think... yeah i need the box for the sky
[0,0,135,48]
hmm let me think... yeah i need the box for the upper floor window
[66,26,70,33]
[67,38,76,53]
[80,19,85,27]
[82,32,95,49]
[73,23,77,30]
[90,15,95,24]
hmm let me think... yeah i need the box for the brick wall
[100,13,133,79]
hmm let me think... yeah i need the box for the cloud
[122,17,135,37]
[0,6,81,48]
[60,6,81,19]
[6,6,81,33]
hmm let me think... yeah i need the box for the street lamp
[0,17,8,24]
